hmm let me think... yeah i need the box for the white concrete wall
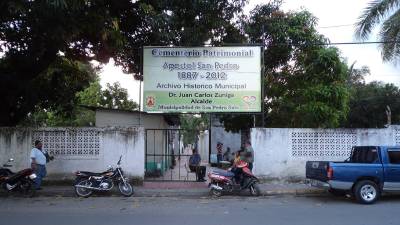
[197,130,209,163]
[0,127,144,180]
[211,127,242,154]
[0,128,32,171]
[251,126,400,180]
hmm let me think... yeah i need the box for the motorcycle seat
[0,168,13,177]
[77,171,109,176]
[211,168,235,177]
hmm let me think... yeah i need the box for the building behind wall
[94,107,180,178]
[95,109,243,168]
[94,108,177,129]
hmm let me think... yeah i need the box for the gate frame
[145,128,205,182]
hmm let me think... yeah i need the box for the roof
[80,105,180,126]
[79,105,141,114]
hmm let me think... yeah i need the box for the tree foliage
[7,57,97,126]
[339,63,400,128]
[180,114,209,145]
[0,0,247,126]
[99,82,137,110]
[355,0,400,62]
[4,0,389,130]
[220,2,350,131]
[20,80,137,126]
[343,75,400,128]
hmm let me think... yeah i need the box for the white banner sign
[143,46,262,113]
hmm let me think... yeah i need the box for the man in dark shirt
[243,141,254,171]
[189,149,206,182]
[223,147,232,162]
[216,142,223,163]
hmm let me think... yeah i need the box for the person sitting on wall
[189,149,206,182]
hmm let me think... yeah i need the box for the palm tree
[355,0,400,62]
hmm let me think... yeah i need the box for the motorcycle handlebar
[117,155,122,165]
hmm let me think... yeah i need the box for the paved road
[1,195,400,225]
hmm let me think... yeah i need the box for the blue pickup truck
[306,146,400,204]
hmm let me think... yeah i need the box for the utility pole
[208,113,212,163]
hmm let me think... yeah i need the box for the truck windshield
[350,147,379,163]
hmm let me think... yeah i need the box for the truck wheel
[354,180,380,204]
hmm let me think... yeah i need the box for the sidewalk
[4,181,326,198]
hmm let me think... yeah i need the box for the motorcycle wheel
[210,188,223,197]
[20,180,36,198]
[74,177,85,185]
[118,182,133,197]
[75,180,93,198]
[249,183,261,196]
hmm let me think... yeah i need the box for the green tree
[220,2,350,131]
[343,79,400,128]
[180,114,209,146]
[347,63,370,85]
[340,64,400,128]
[76,79,102,108]
[16,58,97,126]
[355,0,400,61]
[0,0,247,125]
[0,0,126,125]
[99,82,137,110]
[20,79,137,126]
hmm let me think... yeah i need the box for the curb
[262,189,326,197]
[0,187,327,198]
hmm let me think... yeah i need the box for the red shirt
[217,144,222,154]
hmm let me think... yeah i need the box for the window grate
[32,129,100,156]
[291,131,357,158]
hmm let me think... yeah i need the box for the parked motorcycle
[74,156,134,197]
[208,162,260,197]
[0,158,37,197]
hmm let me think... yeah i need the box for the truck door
[383,148,400,191]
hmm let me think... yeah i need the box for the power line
[268,40,400,47]
[367,74,400,77]
[318,23,355,29]
[326,41,397,45]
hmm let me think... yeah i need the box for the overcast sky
[100,0,400,103]
[279,0,399,84]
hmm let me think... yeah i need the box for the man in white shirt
[30,140,47,190]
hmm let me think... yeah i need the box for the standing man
[243,141,254,171]
[216,142,223,163]
[30,140,48,190]
[223,147,232,162]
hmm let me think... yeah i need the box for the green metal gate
[145,129,198,181]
